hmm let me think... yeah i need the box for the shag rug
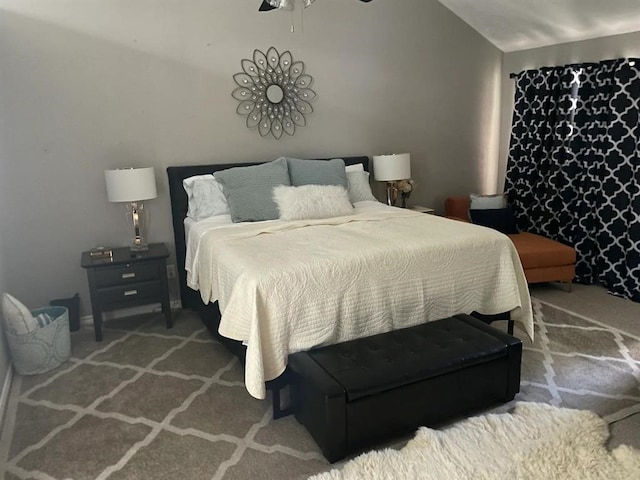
[310,402,640,480]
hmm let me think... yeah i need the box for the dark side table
[81,243,173,341]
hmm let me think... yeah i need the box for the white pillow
[469,193,506,210]
[345,163,365,173]
[347,170,377,203]
[273,185,354,221]
[183,174,214,195]
[2,293,38,335]
[183,174,214,218]
[188,177,229,221]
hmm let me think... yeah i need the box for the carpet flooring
[0,284,639,479]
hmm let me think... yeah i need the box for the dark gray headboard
[166,156,370,310]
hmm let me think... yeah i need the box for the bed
[167,156,533,406]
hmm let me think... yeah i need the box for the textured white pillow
[347,170,377,203]
[345,163,365,173]
[189,177,229,221]
[2,293,38,335]
[183,174,214,196]
[183,174,214,218]
[273,185,354,221]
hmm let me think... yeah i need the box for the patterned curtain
[505,58,640,302]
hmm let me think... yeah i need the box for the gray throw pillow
[469,193,506,210]
[216,158,290,222]
[286,157,348,189]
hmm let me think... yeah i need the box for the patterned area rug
[521,298,640,424]
[0,297,638,479]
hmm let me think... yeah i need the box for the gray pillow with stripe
[216,157,291,223]
[286,157,348,189]
[35,312,55,328]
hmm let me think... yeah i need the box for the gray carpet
[1,284,639,479]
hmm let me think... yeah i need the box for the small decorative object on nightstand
[410,205,435,215]
[397,179,416,208]
[81,243,173,341]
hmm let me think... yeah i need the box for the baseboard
[0,366,13,433]
[79,300,182,327]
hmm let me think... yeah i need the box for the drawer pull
[124,289,138,296]
[122,272,136,279]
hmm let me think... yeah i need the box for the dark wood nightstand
[81,243,173,341]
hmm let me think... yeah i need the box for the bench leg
[272,384,294,419]
[268,371,296,419]
[471,311,514,336]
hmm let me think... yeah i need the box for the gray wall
[0,0,503,316]
[0,206,10,410]
[498,31,640,191]
[0,115,10,408]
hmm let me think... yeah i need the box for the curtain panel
[505,59,640,301]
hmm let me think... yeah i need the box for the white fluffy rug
[310,403,640,480]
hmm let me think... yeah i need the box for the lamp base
[130,241,149,252]
[127,201,150,252]
[386,182,399,206]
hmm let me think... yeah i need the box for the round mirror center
[266,84,284,104]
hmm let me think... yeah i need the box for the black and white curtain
[505,58,640,302]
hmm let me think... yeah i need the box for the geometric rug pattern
[520,298,640,424]
[0,298,638,479]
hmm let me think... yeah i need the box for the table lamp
[373,153,411,206]
[105,167,157,251]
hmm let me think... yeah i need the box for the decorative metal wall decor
[259,0,315,11]
[258,0,372,11]
[232,47,316,139]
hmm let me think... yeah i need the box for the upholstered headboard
[166,156,370,310]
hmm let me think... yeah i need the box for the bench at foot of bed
[288,314,522,463]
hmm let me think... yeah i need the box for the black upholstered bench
[289,314,522,463]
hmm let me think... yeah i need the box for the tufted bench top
[305,314,511,401]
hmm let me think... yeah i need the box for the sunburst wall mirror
[232,47,316,139]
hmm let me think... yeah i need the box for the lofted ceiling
[438,0,640,52]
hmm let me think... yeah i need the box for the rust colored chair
[445,196,576,287]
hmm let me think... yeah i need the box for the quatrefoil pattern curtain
[505,58,640,301]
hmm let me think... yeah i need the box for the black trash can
[50,293,80,332]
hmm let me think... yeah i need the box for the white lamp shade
[105,167,157,202]
[373,153,411,181]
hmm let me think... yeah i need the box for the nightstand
[81,243,173,341]
[409,205,435,215]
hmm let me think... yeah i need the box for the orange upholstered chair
[445,196,576,287]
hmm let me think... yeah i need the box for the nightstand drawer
[96,281,162,305]
[94,263,159,288]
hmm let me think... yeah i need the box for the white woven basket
[6,306,71,375]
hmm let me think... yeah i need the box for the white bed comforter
[187,202,533,399]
